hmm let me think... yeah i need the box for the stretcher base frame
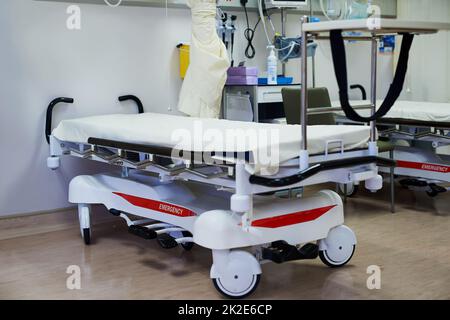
[48,134,382,298]
[71,172,357,299]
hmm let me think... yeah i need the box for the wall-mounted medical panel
[34,0,259,9]
[34,0,397,17]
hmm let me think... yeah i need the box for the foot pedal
[427,183,447,198]
[157,233,179,249]
[109,208,121,216]
[400,179,428,188]
[128,225,157,240]
[297,243,319,260]
[262,241,318,264]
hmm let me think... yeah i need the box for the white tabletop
[302,19,450,35]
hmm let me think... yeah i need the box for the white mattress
[52,113,371,174]
[332,100,450,124]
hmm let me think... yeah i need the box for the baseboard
[0,205,116,241]
[0,206,77,220]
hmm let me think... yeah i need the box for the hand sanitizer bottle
[267,45,277,85]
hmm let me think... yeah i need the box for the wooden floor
[0,185,449,300]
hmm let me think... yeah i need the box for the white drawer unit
[257,85,300,103]
[223,84,301,123]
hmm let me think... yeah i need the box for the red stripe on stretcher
[251,205,337,229]
[113,192,196,217]
[397,161,450,173]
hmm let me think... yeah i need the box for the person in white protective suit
[178,0,230,118]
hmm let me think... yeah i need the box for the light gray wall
[0,0,391,216]
[0,0,194,216]
[397,0,450,102]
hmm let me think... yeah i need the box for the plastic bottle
[267,45,277,85]
[346,0,371,20]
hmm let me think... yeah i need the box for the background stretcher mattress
[52,112,371,173]
[332,100,450,124]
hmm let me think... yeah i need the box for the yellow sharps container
[177,43,190,79]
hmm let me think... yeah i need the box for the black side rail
[118,95,144,114]
[249,156,396,188]
[350,84,367,100]
[45,97,74,144]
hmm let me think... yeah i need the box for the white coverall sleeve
[178,0,230,118]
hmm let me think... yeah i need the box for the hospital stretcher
[365,101,449,196]
[331,100,450,197]
[47,96,386,298]
[45,19,448,298]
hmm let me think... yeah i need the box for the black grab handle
[118,95,144,114]
[350,84,367,100]
[249,156,396,188]
[45,97,74,144]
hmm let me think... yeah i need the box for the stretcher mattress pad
[333,100,450,124]
[52,112,371,173]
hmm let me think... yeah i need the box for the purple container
[226,75,258,85]
[227,67,258,77]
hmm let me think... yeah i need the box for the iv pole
[280,1,316,87]
[281,8,287,76]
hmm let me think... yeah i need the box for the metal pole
[300,16,309,151]
[281,8,287,76]
[389,149,395,214]
[370,35,378,142]
[309,0,315,88]
[312,54,316,88]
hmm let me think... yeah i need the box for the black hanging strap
[330,30,414,123]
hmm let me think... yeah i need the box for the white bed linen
[332,100,450,123]
[52,113,370,174]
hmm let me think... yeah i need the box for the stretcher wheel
[78,204,91,246]
[319,225,356,268]
[211,251,261,299]
[319,246,355,268]
[338,183,359,197]
[82,228,91,245]
[213,275,260,299]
